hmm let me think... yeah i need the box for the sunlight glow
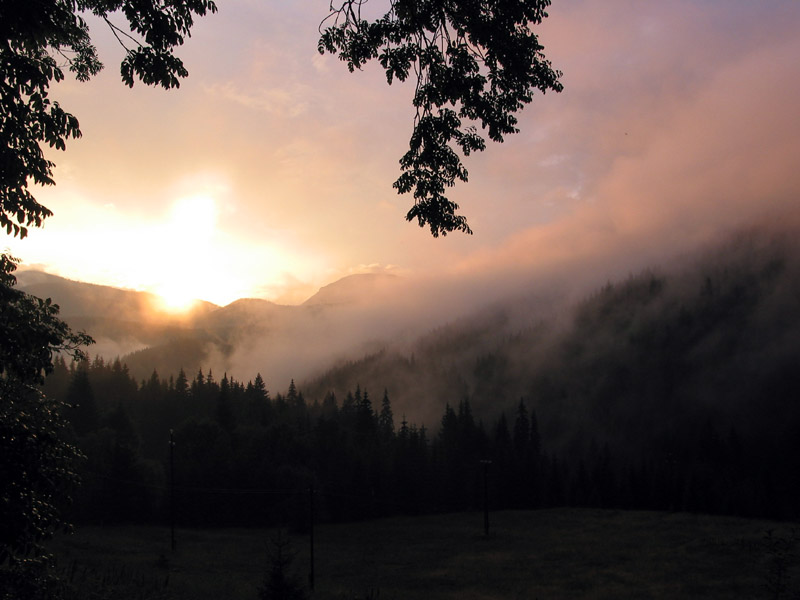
[154,282,199,312]
[9,179,327,308]
[150,194,223,310]
[170,194,217,236]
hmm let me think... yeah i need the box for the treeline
[300,230,800,520]
[44,347,799,529]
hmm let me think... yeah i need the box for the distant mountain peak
[303,272,400,306]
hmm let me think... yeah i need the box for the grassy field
[48,508,799,599]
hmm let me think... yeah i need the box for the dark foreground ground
[48,508,799,599]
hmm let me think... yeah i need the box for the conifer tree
[513,399,530,457]
[253,373,269,399]
[191,368,205,397]
[174,368,189,397]
[356,388,376,441]
[258,532,307,600]
[378,389,395,440]
[287,379,298,404]
[65,363,98,436]
[245,373,273,426]
[321,391,337,418]
[216,372,236,433]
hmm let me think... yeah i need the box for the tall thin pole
[169,429,176,551]
[309,485,315,591]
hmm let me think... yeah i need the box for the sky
[6,0,800,307]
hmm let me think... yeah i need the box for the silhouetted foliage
[0,255,91,597]
[0,0,217,238]
[258,532,307,600]
[320,0,562,236]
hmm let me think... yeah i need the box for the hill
[303,272,400,306]
[16,269,408,382]
[302,228,800,472]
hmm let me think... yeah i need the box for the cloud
[11,0,800,318]
[449,0,800,291]
[204,81,310,117]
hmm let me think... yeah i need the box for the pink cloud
[451,1,800,286]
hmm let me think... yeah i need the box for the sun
[154,281,199,313]
[148,194,219,312]
[132,190,299,311]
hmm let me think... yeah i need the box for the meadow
[48,508,799,599]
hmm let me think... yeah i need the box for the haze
[7,0,800,309]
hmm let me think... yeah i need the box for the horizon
[15,264,403,310]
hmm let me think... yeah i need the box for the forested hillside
[307,230,800,435]
[41,228,800,525]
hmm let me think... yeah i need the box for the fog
[14,0,800,417]
[213,211,799,428]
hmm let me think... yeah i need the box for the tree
[245,372,273,426]
[258,531,307,600]
[378,389,395,440]
[174,367,189,397]
[215,372,235,433]
[64,362,98,436]
[0,0,218,239]
[513,398,530,457]
[3,0,213,568]
[0,255,91,593]
[2,0,559,242]
[320,0,562,235]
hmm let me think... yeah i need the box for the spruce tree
[216,373,236,433]
[378,389,395,440]
[258,532,306,600]
[65,363,98,436]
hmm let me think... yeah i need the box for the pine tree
[258,532,307,600]
[175,368,189,397]
[216,372,236,433]
[513,399,530,458]
[439,403,458,452]
[321,391,337,418]
[378,389,394,441]
[191,368,205,397]
[356,388,376,441]
[253,373,269,399]
[245,373,273,426]
[287,379,298,405]
[66,363,98,436]
[398,414,410,443]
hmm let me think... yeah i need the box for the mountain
[15,269,219,321]
[18,226,800,442]
[302,228,800,441]
[303,272,400,306]
[15,270,222,362]
[14,268,410,383]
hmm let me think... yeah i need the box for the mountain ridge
[15,268,409,382]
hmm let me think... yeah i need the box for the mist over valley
[23,218,800,453]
